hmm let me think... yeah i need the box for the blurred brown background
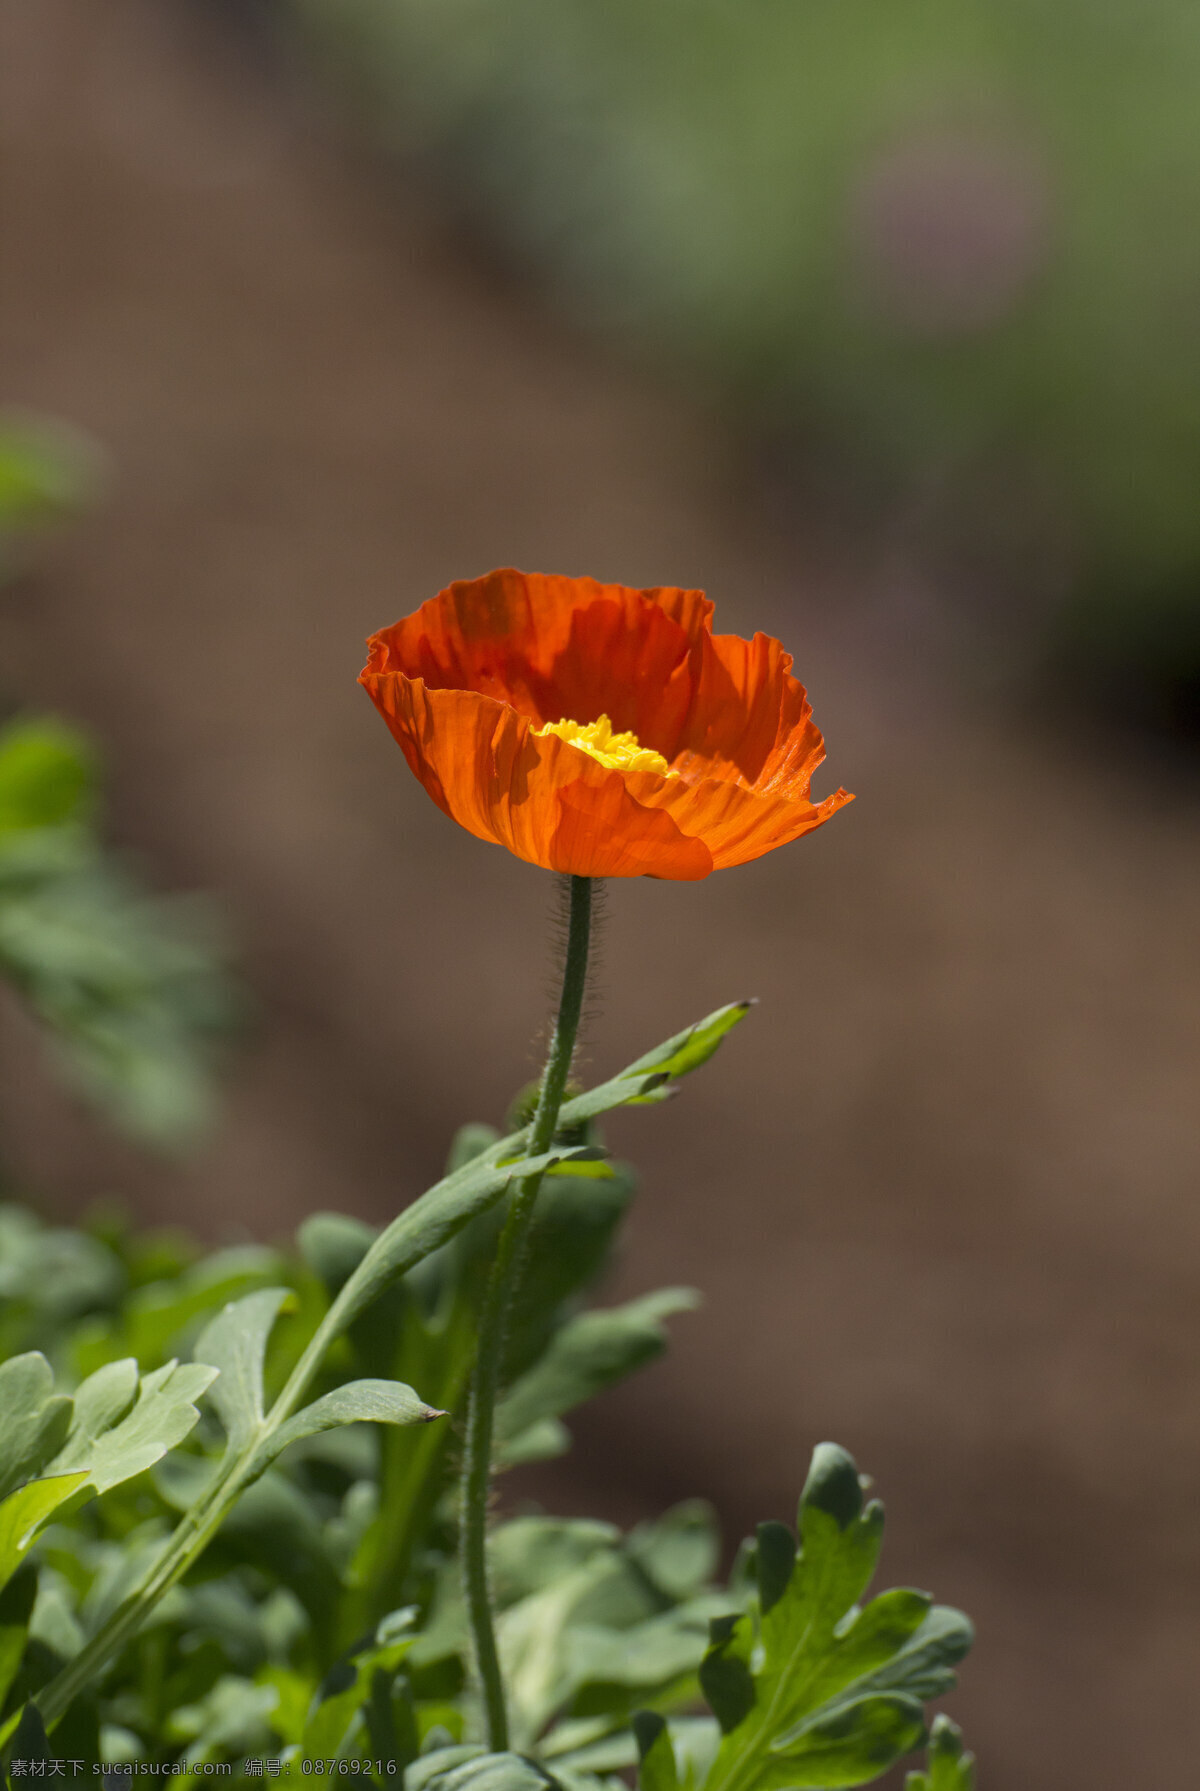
[2,2,1199,1786]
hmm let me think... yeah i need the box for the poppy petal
[361,570,850,880]
[359,666,713,879]
[371,570,715,757]
[674,629,827,793]
[628,764,854,870]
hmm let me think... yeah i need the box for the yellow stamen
[535,713,674,778]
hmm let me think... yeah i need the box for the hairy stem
[459,873,594,1750]
[32,935,731,1740]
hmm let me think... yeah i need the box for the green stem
[459,873,594,1750]
[34,921,735,1740]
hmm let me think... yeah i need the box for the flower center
[535,713,673,777]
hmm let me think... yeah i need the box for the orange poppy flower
[359,569,853,880]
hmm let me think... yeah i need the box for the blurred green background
[294,0,1200,725]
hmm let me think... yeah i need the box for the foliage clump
[0,1035,973,1779]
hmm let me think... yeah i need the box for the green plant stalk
[34,975,732,1735]
[459,873,594,1751]
[34,1147,565,1732]
[340,1305,477,1648]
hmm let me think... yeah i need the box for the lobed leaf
[0,1353,72,1500]
[700,1444,973,1791]
[905,1715,977,1791]
[49,1359,218,1494]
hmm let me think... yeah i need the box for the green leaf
[5,1697,51,1766]
[0,825,238,1149]
[627,1503,720,1603]
[193,1287,295,1451]
[493,1511,726,1750]
[407,1748,563,1791]
[318,1001,752,1343]
[633,1712,680,1791]
[48,1357,137,1457]
[169,1673,279,1766]
[77,1246,285,1376]
[0,1565,36,1710]
[252,1378,444,1475]
[0,1474,89,1594]
[905,1715,976,1790]
[501,1165,636,1382]
[300,1625,419,1762]
[48,1358,217,1494]
[496,1290,698,1459]
[700,1444,973,1791]
[331,1146,599,1335]
[215,1471,343,1631]
[297,1213,376,1296]
[622,1002,753,1083]
[0,720,95,835]
[0,1203,123,1359]
[446,1122,502,1172]
[0,1353,72,1500]
[495,1417,571,1466]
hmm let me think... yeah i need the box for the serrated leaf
[622,1003,753,1082]
[0,1353,72,1500]
[48,1359,216,1495]
[253,1378,444,1475]
[0,1473,89,1594]
[905,1715,976,1790]
[700,1444,973,1791]
[496,1290,698,1457]
[193,1287,294,1451]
